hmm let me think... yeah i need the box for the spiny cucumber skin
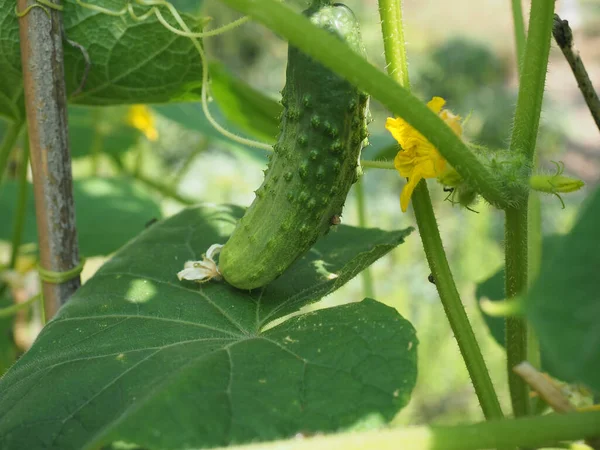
[219,4,369,290]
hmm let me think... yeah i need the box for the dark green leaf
[0,204,416,449]
[210,63,281,143]
[0,177,162,256]
[525,187,600,392]
[0,0,205,121]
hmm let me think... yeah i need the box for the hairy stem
[219,0,510,209]
[505,0,555,417]
[375,0,503,420]
[505,206,530,416]
[412,184,503,419]
[510,0,555,163]
[511,0,526,71]
[378,0,410,89]
[361,160,395,170]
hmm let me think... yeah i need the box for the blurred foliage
[69,107,141,159]
[0,178,162,256]
[414,38,514,149]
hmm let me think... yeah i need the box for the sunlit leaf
[0,204,417,449]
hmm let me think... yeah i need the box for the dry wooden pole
[17,0,81,319]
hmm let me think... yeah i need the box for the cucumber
[219,2,369,290]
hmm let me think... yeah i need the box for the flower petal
[440,110,463,136]
[385,117,411,148]
[177,266,212,281]
[400,168,424,212]
[427,97,446,114]
[394,149,416,177]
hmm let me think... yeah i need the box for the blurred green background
[1,0,599,426]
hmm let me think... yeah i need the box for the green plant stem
[378,0,409,89]
[505,0,555,418]
[361,159,395,170]
[0,122,23,184]
[111,154,196,205]
[505,206,530,417]
[219,0,509,209]
[134,172,196,206]
[169,138,210,188]
[218,411,600,450]
[354,179,374,298]
[412,184,503,420]
[9,136,30,269]
[510,0,555,163]
[376,0,503,420]
[0,294,41,319]
[511,0,543,377]
[511,0,526,71]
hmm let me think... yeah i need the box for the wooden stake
[17,0,81,319]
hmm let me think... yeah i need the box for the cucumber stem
[505,0,555,418]
[377,0,504,420]
[355,179,375,298]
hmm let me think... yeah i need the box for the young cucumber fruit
[219,3,369,290]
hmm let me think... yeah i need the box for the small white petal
[178,243,223,284]
[177,267,212,281]
[183,260,198,269]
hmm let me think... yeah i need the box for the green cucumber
[219,2,369,290]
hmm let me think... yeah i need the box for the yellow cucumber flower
[127,105,159,141]
[386,97,462,212]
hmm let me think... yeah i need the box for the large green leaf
[0,177,162,256]
[0,204,417,449]
[525,187,600,392]
[0,0,204,122]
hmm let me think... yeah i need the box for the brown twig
[553,14,600,132]
[17,0,82,318]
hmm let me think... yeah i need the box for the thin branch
[553,14,600,132]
